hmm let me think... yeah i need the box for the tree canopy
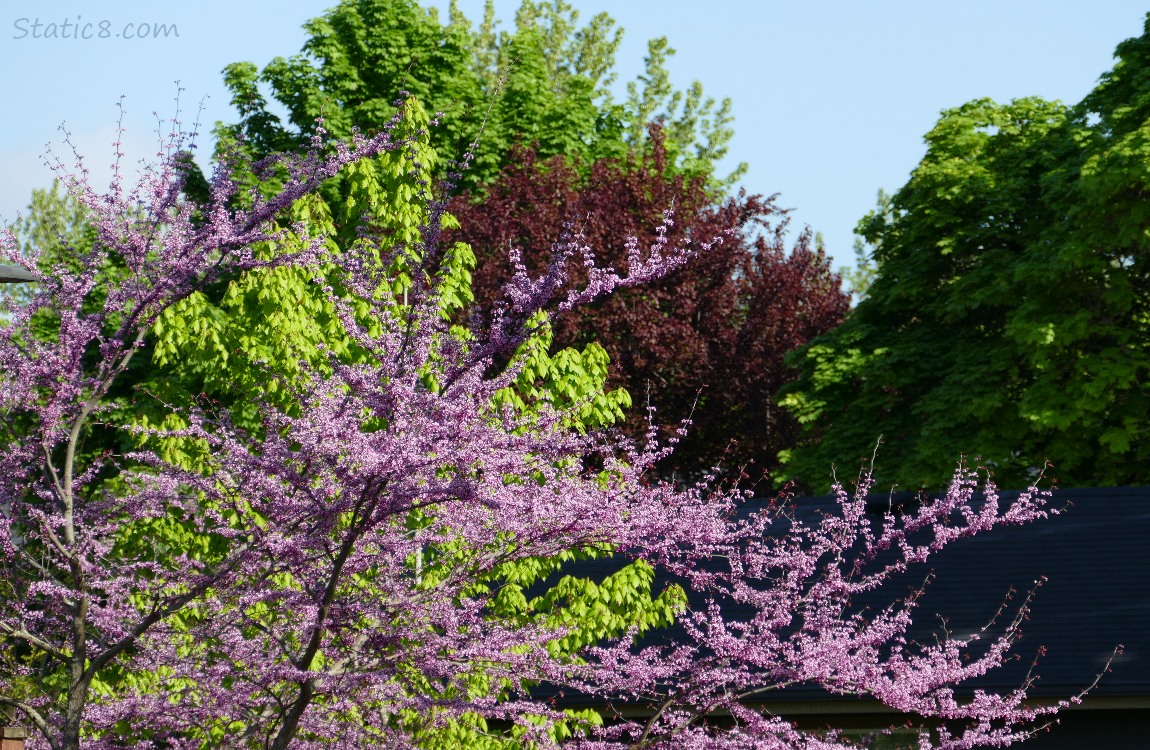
[780,15,1150,492]
[214,0,745,194]
[1,99,684,749]
[449,132,848,486]
[203,0,842,489]
[3,3,1115,745]
[1,105,1076,749]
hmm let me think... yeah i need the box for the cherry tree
[1,101,1088,749]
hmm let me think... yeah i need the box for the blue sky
[2,1,1147,271]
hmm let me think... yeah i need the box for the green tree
[781,16,1150,492]
[3,182,97,315]
[840,189,890,304]
[213,0,744,193]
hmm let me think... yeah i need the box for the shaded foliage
[781,15,1150,492]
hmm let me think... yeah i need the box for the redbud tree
[0,101,1085,749]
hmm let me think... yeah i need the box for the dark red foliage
[448,129,849,487]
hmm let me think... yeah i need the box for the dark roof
[544,486,1150,705]
[791,485,1150,699]
[851,485,1149,698]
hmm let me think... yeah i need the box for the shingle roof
[545,486,1150,705]
[864,485,1145,699]
[777,485,1150,699]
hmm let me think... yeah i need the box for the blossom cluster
[0,102,1080,749]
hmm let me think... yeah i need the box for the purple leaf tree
[1,102,1093,749]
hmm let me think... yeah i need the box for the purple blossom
[0,102,1099,750]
